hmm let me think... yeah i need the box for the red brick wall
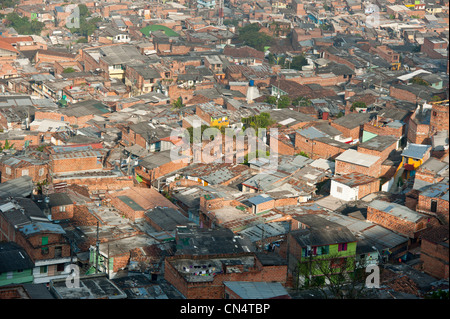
[52,176,134,192]
[408,115,431,144]
[358,142,397,162]
[295,134,348,159]
[0,162,48,183]
[13,232,71,262]
[389,86,417,103]
[417,196,449,224]
[50,156,103,174]
[357,180,380,199]
[363,122,404,139]
[430,103,449,134]
[367,206,427,239]
[164,253,287,299]
[421,239,449,279]
[330,123,361,140]
[51,204,74,220]
[270,135,295,155]
[335,159,382,178]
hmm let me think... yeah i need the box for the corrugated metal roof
[20,222,65,236]
[369,200,425,223]
[401,143,431,160]
[246,194,273,206]
[336,149,380,167]
[223,281,289,299]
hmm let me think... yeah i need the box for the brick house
[164,252,288,299]
[330,112,372,142]
[357,135,399,162]
[335,149,382,178]
[49,149,106,178]
[104,187,179,222]
[420,225,449,279]
[124,64,163,96]
[367,200,429,242]
[330,172,380,201]
[416,181,449,224]
[144,207,190,232]
[294,126,352,160]
[278,215,357,287]
[47,193,74,221]
[34,99,111,129]
[195,102,230,128]
[421,37,448,59]
[0,198,73,284]
[0,155,48,184]
[135,150,190,187]
[223,45,265,66]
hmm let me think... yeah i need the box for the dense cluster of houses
[0,0,448,300]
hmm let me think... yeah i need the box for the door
[431,200,437,213]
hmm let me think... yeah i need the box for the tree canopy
[5,12,44,35]
[237,23,273,52]
[68,4,102,38]
[290,55,308,71]
[241,112,275,130]
[265,95,291,109]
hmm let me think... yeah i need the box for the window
[41,247,49,255]
[39,168,44,176]
[21,169,29,176]
[317,246,329,255]
[40,266,47,274]
[338,243,348,252]
[5,167,11,175]
[56,263,65,272]
[59,206,66,212]
[336,186,343,193]
[55,246,62,258]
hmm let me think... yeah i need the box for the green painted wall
[0,269,34,286]
[298,241,357,278]
[362,131,378,143]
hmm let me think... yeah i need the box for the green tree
[293,96,312,107]
[1,0,18,9]
[277,95,291,108]
[267,53,276,65]
[5,12,44,35]
[242,112,275,130]
[410,76,429,86]
[76,37,88,43]
[293,253,376,299]
[265,95,291,108]
[68,5,102,38]
[290,55,308,71]
[0,139,15,151]
[172,97,184,109]
[351,101,366,112]
[237,23,273,52]
[62,67,76,73]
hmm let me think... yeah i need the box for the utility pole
[286,219,292,287]
[218,0,224,26]
[95,221,99,274]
